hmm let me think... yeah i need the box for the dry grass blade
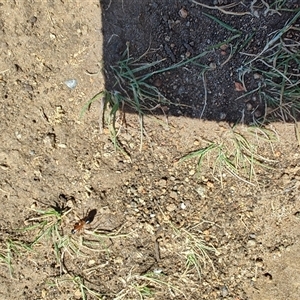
[50,275,103,300]
[191,0,252,16]
[115,271,187,300]
[175,225,217,279]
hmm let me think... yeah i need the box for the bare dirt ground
[1,1,300,300]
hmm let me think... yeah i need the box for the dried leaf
[234,81,246,92]
[220,44,228,51]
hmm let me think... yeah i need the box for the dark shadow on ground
[101,0,300,124]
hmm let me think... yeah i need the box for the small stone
[209,62,216,70]
[220,112,226,120]
[180,202,186,209]
[246,103,253,111]
[203,229,210,236]
[170,191,178,199]
[15,131,22,140]
[158,179,167,187]
[31,202,37,209]
[64,79,77,89]
[221,285,228,297]
[206,181,214,188]
[147,163,154,170]
[57,143,67,148]
[256,260,264,268]
[49,33,56,40]
[254,73,262,79]
[189,169,195,175]
[41,289,47,298]
[88,259,96,266]
[254,109,262,118]
[137,186,145,194]
[43,133,56,148]
[166,203,177,212]
[179,7,188,18]
[196,186,206,197]
[247,240,256,248]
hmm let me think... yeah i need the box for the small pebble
[246,103,253,111]
[247,240,256,247]
[170,191,178,199]
[88,260,96,266]
[254,109,262,118]
[74,289,82,298]
[209,62,216,70]
[166,203,177,212]
[221,285,228,297]
[43,134,56,148]
[147,163,154,170]
[180,202,186,209]
[220,112,227,120]
[179,7,188,18]
[196,186,206,197]
[57,143,67,148]
[158,179,167,187]
[64,79,77,89]
[253,73,262,79]
[189,169,195,176]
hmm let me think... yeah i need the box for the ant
[71,209,97,234]
[71,217,90,234]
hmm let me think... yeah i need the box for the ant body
[71,209,97,234]
[71,217,91,234]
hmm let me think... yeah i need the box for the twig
[200,72,207,119]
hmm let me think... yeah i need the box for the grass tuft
[179,126,277,185]
[115,270,186,300]
[170,222,217,280]
[50,274,103,300]
[241,10,300,122]
[19,206,125,275]
[0,239,32,278]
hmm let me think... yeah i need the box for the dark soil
[102,0,300,123]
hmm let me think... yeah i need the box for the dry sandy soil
[1,1,300,299]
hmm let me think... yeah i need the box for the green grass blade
[202,12,241,33]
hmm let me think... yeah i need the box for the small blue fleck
[64,79,77,89]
